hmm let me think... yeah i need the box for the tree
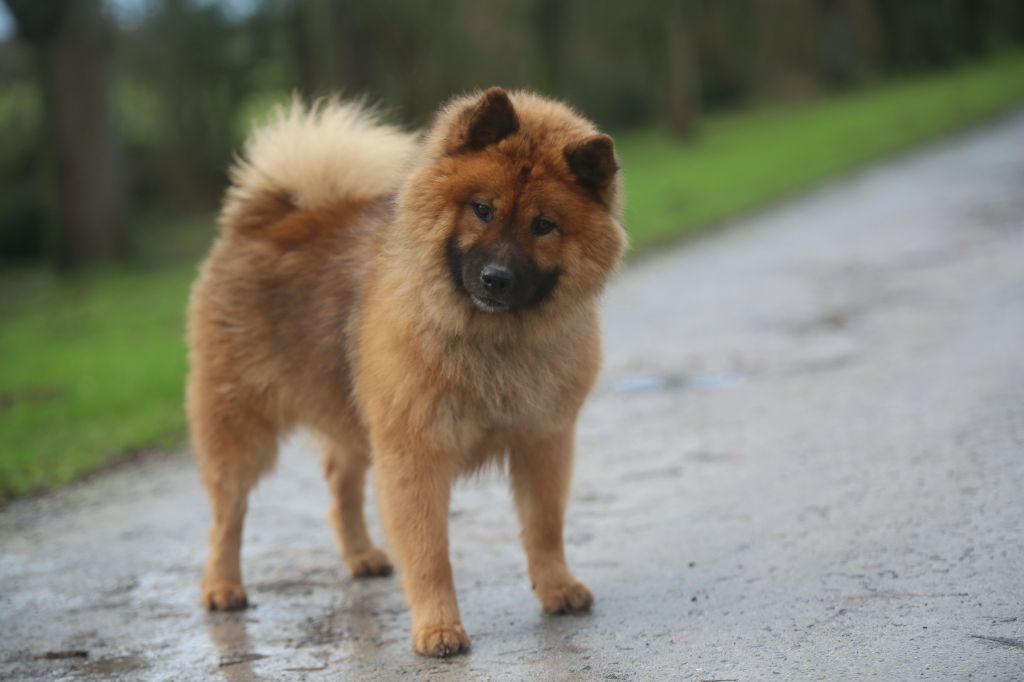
[533,0,570,95]
[662,0,701,136]
[820,0,859,88]
[4,0,129,269]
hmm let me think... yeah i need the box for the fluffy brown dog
[186,87,626,657]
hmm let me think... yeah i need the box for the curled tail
[220,97,417,234]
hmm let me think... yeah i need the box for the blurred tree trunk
[663,0,701,136]
[959,0,992,55]
[286,2,319,97]
[334,1,374,96]
[820,0,859,88]
[872,0,906,68]
[288,0,342,96]
[534,0,569,94]
[4,0,129,269]
[289,0,375,98]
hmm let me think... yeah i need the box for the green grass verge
[0,264,195,499]
[3,51,1024,499]
[619,51,1024,249]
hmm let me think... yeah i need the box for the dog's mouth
[470,294,511,314]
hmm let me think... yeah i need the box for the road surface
[2,111,1024,681]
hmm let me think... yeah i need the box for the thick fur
[186,88,626,657]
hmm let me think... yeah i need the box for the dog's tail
[220,96,417,234]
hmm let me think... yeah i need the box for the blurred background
[2,0,1024,500]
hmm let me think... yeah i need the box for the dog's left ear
[565,134,619,190]
[451,87,519,153]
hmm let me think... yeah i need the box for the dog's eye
[532,217,556,237]
[472,202,493,223]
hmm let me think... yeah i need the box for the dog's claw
[413,623,471,657]
[540,580,594,615]
[202,581,249,611]
[346,547,393,578]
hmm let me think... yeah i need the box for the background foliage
[2,0,1024,264]
[2,1,1024,498]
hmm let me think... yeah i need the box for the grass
[619,51,1024,249]
[0,263,195,499]
[3,52,1024,499]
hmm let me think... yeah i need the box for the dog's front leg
[374,440,469,657]
[510,427,594,614]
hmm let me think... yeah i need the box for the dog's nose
[480,264,514,293]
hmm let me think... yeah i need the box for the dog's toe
[346,547,393,578]
[203,581,249,611]
[413,623,471,657]
[540,580,594,615]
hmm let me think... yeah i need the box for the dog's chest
[441,344,570,434]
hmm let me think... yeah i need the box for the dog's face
[414,88,626,316]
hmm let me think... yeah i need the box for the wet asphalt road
[3,112,1024,681]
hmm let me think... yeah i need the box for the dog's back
[187,100,415,440]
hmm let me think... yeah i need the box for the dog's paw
[345,547,393,578]
[202,580,249,611]
[412,623,471,657]
[539,580,594,615]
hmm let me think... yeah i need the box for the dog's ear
[565,134,618,190]
[452,87,519,153]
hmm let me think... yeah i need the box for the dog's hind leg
[320,435,392,577]
[188,378,279,611]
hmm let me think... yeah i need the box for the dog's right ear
[565,134,619,191]
[448,87,519,154]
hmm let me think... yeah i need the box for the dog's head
[400,88,626,318]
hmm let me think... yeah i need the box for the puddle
[605,370,746,394]
[687,370,747,390]
[78,654,146,677]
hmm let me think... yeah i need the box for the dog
[186,87,626,656]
